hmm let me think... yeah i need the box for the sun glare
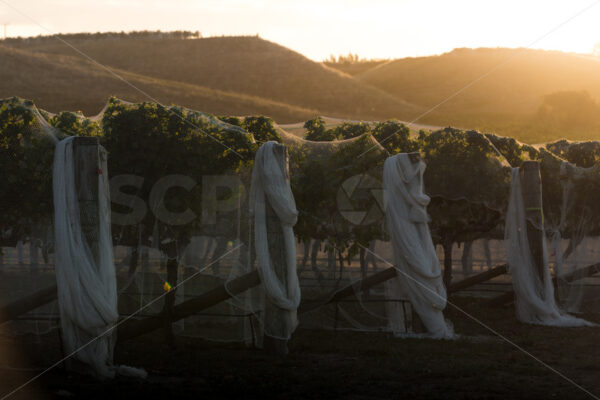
[1,0,599,60]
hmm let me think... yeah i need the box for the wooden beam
[448,264,507,293]
[119,263,408,341]
[488,262,600,306]
[116,257,513,341]
[300,261,510,316]
[559,262,600,283]
[299,262,509,316]
[521,161,545,282]
[117,269,260,342]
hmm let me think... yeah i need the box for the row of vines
[2,97,600,284]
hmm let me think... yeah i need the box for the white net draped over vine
[9,96,600,366]
[546,156,600,315]
[505,167,592,327]
[273,128,398,334]
[245,141,300,341]
[383,154,454,338]
[53,136,147,378]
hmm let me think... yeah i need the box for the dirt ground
[1,296,600,400]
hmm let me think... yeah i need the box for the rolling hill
[5,35,421,120]
[330,47,600,141]
[0,45,319,121]
[356,47,600,118]
[4,32,600,142]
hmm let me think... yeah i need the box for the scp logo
[109,174,245,226]
[336,174,384,226]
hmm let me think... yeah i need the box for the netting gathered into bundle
[249,141,301,340]
[505,167,592,327]
[53,136,147,378]
[383,154,454,338]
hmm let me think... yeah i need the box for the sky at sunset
[1,0,600,60]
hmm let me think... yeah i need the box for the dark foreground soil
[1,297,600,400]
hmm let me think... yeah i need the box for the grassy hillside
[0,45,318,121]
[359,47,600,115]
[5,32,600,142]
[5,35,421,120]
[355,47,600,142]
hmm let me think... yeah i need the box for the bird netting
[505,167,591,326]
[382,154,454,338]
[488,136,600,320]
[3,96,600,375]
[53,136,147,377]
[544,140,600,315]
[249,141,300,342]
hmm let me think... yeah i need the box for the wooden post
[73,137,101,267]
[488,161,545,307]
[520,161,545,284]
[65,136,101,372]
[262,198,289,355]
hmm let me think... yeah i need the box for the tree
[419,128,510,286]
[304,117,337,141]
[242,116,281,144]
[332,122,371,140]
[100,98,254,249]
[372,120,416,154]
[537,90,600,129]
